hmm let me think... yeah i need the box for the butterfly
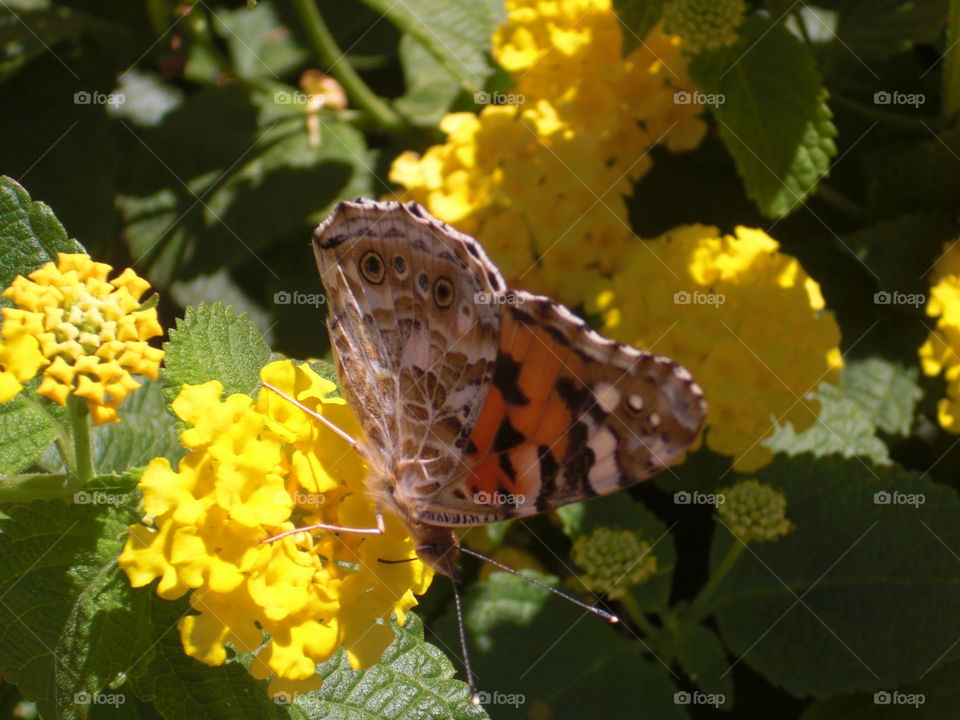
[286,198,707,579]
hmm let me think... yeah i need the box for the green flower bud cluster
[717,479,793,543]
[572,527,657,599]
[664,0,747,53]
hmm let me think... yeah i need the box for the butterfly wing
[312,199,508,509]
[416,292,706,526]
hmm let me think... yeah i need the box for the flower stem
[68,396,94,487]
[682,540,746,626]
[944,0,960,122]
[620,589,659,638]
[293,0,406,133]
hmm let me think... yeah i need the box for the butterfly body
[312,199,706,577]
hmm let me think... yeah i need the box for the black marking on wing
[493,353,530,406]
[535,444,560,512]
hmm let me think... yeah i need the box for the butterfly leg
[261,505,386,543]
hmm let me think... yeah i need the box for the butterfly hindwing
[419,293,706,525]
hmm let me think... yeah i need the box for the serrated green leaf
[557,492,676,612]
[293,613,485,720]
[162,302,271,406]
[689,17,837,218]
[711,455,960,697]
[801,658,960,719]
[0,378,65,475]
[394,33,462,127]
[358,0,502,93]
[128,593,287,720]
[835,0,948,62]
[0,175,84,293]
[0,497,155,720]
[613,0,666,53]
[675,625,733,708]
[171,268,275,345]
[840,358,922,436]
[435,572,684,720]
[763,380,890,464]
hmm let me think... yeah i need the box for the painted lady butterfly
[289,198,707,578]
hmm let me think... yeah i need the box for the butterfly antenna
[262,381,367,458]
[459,546,619,624]
[450,576,481,706]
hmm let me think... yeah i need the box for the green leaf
[843,210,957,296]
[864,132,960,219]
[613,0,666,53]
[128,593,287,720]
[162,302,271,406]
[0,175,83,293]
[557,492,676,612]
[801,658,960,719]
[171,268,275,345]
[358,0,503,93]
[839,358,922,437]
[0,6,85,82]
[689,17,837,218]
[435,572,684,720]
[0,378,65,475]
[394,34,462,127]
[293,613,486,719]
[834,0,948,62]
[711,455,960,697]
[764,380,890,464]
[212,2,308,81]
[675,625,733,708]
[0,493,156,720]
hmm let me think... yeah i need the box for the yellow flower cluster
[119,361,433,697]
[663,0,747,54]
[0,253,163,424]
[572,527,656,599]
[594,225,842,471]
[920,243,960,431]
[390,0,707,307]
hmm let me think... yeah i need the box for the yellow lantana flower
[390,0,706,308]
[0,253,163,424]
[919,243,960,431]
[594,225,842,471]
[119,360,433,697]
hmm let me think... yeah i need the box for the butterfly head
[410,524,462,580]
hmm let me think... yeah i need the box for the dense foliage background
[2,1,960,718]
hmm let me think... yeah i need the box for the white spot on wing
[593,382,621,413]
[587,427,619,493]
